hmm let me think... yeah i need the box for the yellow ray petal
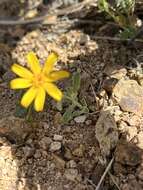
[49,70,70,81]
[21,87,37,108]
[10,78,32,89]
[26,51,41,74]
[43,52,58,74]
[44,83,62,101]
[11,64,33,79]
[34,87,46,111]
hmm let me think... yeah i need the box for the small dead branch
[91,35,143,43]
[86,178,96,188]
[108,172,121,190]
[0,0,97,26]
[95,157,114,190]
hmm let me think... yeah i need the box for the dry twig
[91,35,143,43]
[95,157,114,190]
[0,0,97,25]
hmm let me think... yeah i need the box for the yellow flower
[10,51,70,112]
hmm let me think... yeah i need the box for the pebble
[53,134,63,141]
[64,169,78,181]
[64,148,73,160]
[113,79,143,115]
[23,146,34,158]
[72,144,84,157]
[85,120,92,125]
[74,115,87,123]
[66,160,77,168]
[126,126,137,141]
[50,142,62,152]
[39,137,52,150]
[34,150,41,159]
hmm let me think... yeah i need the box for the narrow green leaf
[62,105,75,124]
[72,72,81,93]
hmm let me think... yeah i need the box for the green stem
[26,105,33,122]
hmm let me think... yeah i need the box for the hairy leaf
[72,72,81,93]
[62,104,75,124]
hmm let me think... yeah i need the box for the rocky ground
[0,1,143,190]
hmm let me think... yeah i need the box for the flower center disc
[33,73,45,87]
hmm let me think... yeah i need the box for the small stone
[85,120,92,125]
[64,169,78,181]
[25,9,38,19]
[42,122,50,130]
[104,64,127,79]
[27,158,33,164]
[113,79,143,115]
[128,174,136,180]
[79,34,89,45]
[34,150,41,159]
[23,146,34,158]
[66,160,77,168]
[95,111,118,156]
[126,126,138,141]
[74,115,86,123]
[115,139,142,166]
[103,78,118,93]
[64,148,73,160]
[50,142,61,152]
[39,137,52,150]
[118,120,128,131]
[72,144,84,157]
[127,115,141,126]
[26,139,33,145]
[53,134,63,141]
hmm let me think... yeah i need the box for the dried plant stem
[0,0,96,25]
[108,172,121,190]
[95,157,114,190]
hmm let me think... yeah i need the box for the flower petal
[10,78,32,89]
[49,70,70,81]
[34,87,46,111]
[21,87,37,108]
[44,83,62,101]
[43,52,58,74]
[11,64,33,79]
[26,51,41,74]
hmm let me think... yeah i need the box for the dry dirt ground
[0,1,143,190]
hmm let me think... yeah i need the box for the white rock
[50,142,61,152]
[74,115,86,123]
[53,134,63,141]
[39,137,52,150]
[64,169,78,181]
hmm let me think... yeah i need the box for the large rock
[113,79,143,115]
[95,110,118,156]
[0,116,33,144]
